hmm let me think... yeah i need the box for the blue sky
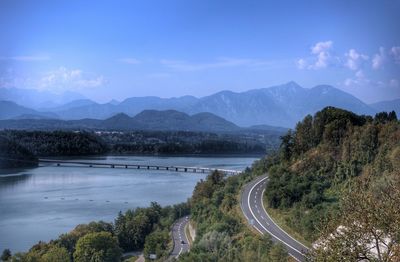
[0,0,399,103]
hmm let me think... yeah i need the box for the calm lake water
[0,155,258,252]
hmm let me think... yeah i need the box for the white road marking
[247,177,307,259]
[260,188,309,251]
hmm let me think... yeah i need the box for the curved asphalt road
[170,216,190,259]
[241,175,309,262]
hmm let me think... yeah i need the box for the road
[170,216,190,259]
[241,175,309,262]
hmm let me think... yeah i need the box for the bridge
[39,159,242,176]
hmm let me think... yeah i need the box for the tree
[1,249,11,261]
[143,230,169,259]
[73,232,121,262]
[280,130,294,161]
[56,221,114,254]
[294,114,314,155]
[375,111,398,123]
[311,175,400,261]
[42,246,70,262]
[388,111,397,121]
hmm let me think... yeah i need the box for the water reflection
[0,173,31,189]
[0,155,257,253]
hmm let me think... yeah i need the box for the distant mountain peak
[286,80,302,88]
[311,84,335,92]
[106,112,131,120]
[109,99,120,105]
[267,81,304,94]
[369,98,400,116]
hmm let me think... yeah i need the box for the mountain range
[0,110,250,133]
[369,99,400,116]
[1,82,398,127]
[0,87,85,109]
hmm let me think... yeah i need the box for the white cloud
[372,47,386,70]
[355,70,364,79]
[390,46,400,64]
[343,69,370,87]
[344,78,353,87]
[314,51,331,69]
[0,55,50,61]
[311,41,333,54]
[117,58,141,64]
[39,67,105,91]
[311,41,333,69]
[344,72,399,92]
[345,49,369,70]
[296,58,308,69]
[297,41,336,70]
[389,79,399,88]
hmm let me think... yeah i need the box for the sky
[0,0,400,103]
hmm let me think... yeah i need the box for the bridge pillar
[111,165,115,168]
[147,166,150,169]
[156,166,159,170]
[125,165,128,168]
[184,168,187,172]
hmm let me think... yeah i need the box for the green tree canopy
[1,249,11,261]
[73,232,121,262]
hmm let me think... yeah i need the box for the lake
[0,155,258,252]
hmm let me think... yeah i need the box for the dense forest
[0,136,38,168]
[0,130,108,157]
[98,130,275,155]
[1,202,190,262]
[261,107,400,260]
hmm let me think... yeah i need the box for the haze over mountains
[0,87,85,109]
[0,110,245,133]
[1,82,398,128]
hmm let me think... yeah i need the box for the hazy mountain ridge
[0,87,85,109]
[369,98,400,116]
[187,82,377,126]
[2,82,398,127]
[0,109,243,133]
[0,101,58,120]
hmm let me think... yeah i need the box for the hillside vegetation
[2,202,189,262]
[262,107,399,260]
[179,165,289,261]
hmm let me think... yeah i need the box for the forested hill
[262,106,399,260]
[1,131,109,157]
[0,136,38,169]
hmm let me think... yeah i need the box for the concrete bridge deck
[39,158,242,176]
